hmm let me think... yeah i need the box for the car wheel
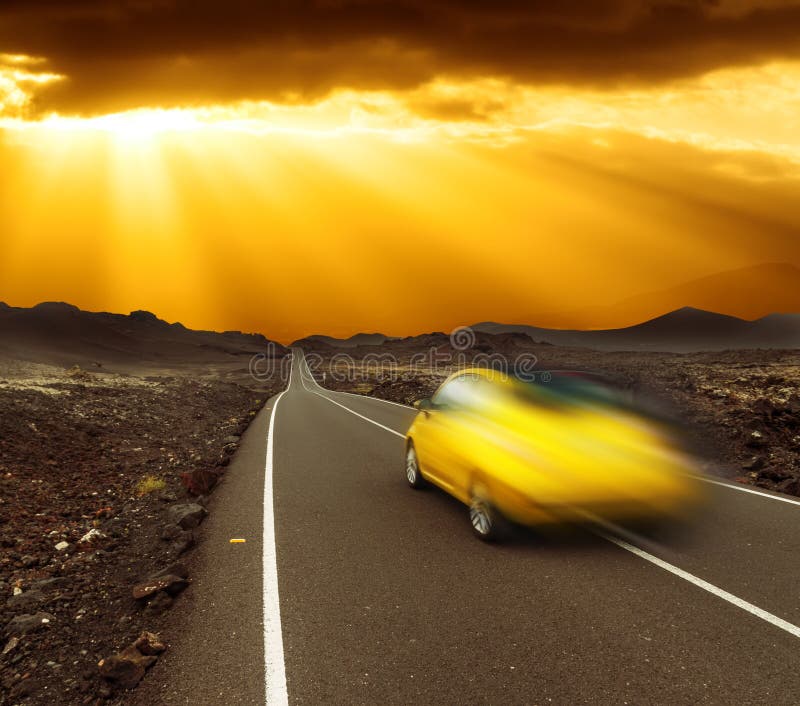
[405,442,426,489]
[469,497,504,541]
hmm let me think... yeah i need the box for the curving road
[135,351,800,705]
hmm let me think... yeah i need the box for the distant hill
[528,262,800,330]
[0,302,287,370]
[292,332,399,349]
[473,307,800,352]
[605,263,800,326]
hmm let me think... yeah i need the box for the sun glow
[2,51,800,340]
[4,61,800,167]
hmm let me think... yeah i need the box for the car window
[432,373,489,411]
[512,372,627,411]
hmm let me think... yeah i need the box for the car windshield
[432,373,498,411]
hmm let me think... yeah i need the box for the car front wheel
[405,443,426,489]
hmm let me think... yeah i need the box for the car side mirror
[414,398,434,414]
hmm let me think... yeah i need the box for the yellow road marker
[229,538,246,543]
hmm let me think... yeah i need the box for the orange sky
[2,2,800,342]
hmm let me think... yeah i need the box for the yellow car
[405,368,703,541]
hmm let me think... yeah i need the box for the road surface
[135,351,800,705]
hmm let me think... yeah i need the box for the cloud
[0,53,63,117]
[3,1,800,115]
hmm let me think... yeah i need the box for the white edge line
[296,352,406,439]
[296,349,800,510]
[296,351,800,639]
[262,355,291,705]
[599,530,800,640]
[334,388,414,409]
[698,476,800,507]
[308,388,406,439]
[295,348,414,409]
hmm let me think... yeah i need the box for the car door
[416,374,483,502]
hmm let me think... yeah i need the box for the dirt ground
[0,358,284,704]
[4,335,799,703]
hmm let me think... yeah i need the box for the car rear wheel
[469,497,503,541]
[405,443,426,489]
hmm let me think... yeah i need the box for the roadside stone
[167,502,207,529]
[132,575,189,600]
[142,592,173,616]
[167,531,194,557]
[98,649,156,690]
[2,636,19,656]
[54,540,70,551]
[134,631,167,656]
[179,468,219,496]
[98,632,167,688]
[31,577,71,591]
[6,589,46,610]
[79,528,106,544]
[776,478,800,495]
[742,456,765,471]
[4,612,55,637]
[760,466,791,482]
[746,430,767,448]
[160,524,182,541]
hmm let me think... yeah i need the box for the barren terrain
[0,358,284,704]
[3,304,800,704]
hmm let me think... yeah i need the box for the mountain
[0,302,287,370]
[528,263,800,330]
[473,307,800,352]
[292,332,398,348]
[608,263,800,325]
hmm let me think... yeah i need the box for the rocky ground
[4,334,799,703]
[0,359,284,704]
[303,337,800,496]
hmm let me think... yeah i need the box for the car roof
[440,368,620,392]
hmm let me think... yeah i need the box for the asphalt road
[135,351,800,705]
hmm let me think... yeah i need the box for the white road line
[328,387,413,409]
[262,357,291,705]
[698,476,800,507]
[295,349,415,409]
[297,360,406,438]
[308,388,406,438]
[297,349,800,510]
[599,530,800,640]
[296,354,800,641]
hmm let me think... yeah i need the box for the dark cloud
[3,0,800,114]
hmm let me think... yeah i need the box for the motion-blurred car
[404,368,703,540]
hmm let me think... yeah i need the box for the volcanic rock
[167,502,207,529]
[97,632,165,689]
[132,575,189,600]
[742,456,765,471]
[6,589,46,611]
[4,612,55,637]
[180,468,219,496]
